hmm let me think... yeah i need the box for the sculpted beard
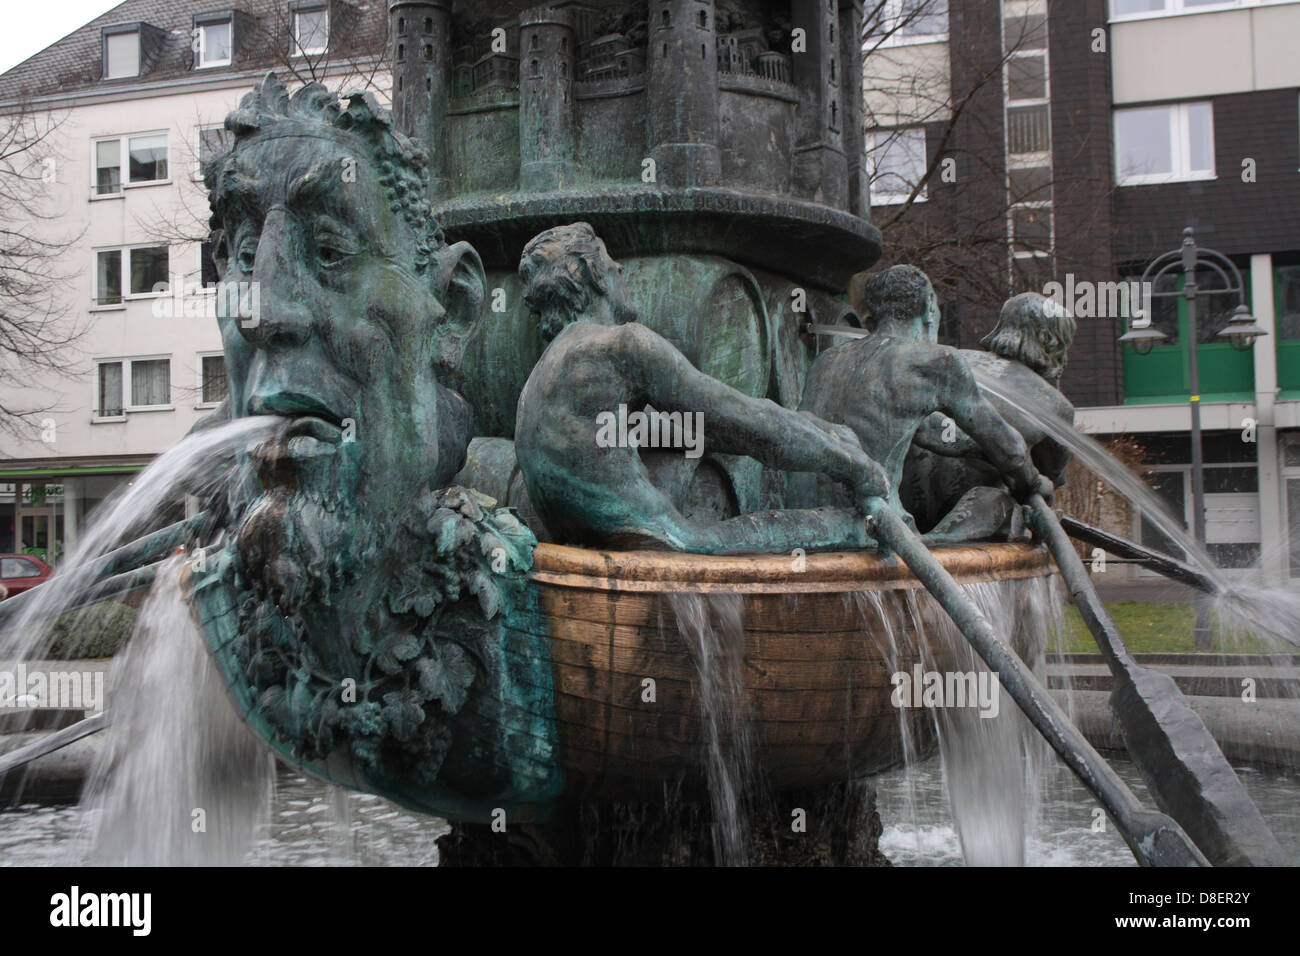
[233,450,378,616]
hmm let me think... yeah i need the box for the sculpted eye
[315,226,358,268]
[318,240,347,265]
[235,234,258,273]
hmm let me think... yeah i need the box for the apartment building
[0,0,388,564]
[863,0,1300,583]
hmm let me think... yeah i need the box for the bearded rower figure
[512,222,891,555]
[901,292,1077,543]
[794,266,1052,527]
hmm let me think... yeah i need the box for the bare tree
[136,4,390,254]
[0,102,85,439]
[241,1,390,92]
[859,0,1116,327]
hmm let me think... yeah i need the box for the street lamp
[1120,226,1265,650]
[1218,304,1268,351]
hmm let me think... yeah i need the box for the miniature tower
[647,0,721,187]
[839,0,867,216]
[519,6,577,191]
[389,1,452,196]
[792,0,847,207]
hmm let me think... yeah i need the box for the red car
[0,554,53,598]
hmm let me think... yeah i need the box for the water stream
[666,592,758,866]
[0,416,281,667]
[81,559,273,865]
[976,371,1300,651]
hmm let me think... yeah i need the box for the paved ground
[1048,658,1300,699]
[1046,653,1300,770]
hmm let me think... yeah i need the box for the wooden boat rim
[530,541,1054,594]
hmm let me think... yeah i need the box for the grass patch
[45,600,138,659]
[1060,602,1283,654]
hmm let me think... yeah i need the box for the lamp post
[1118,226,1266,650]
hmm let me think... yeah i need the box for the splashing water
[851,589,930,844]
[855,577,1066,866]
[976,371,1300,650]
[667,592,757,866]
[81,558,273,865]
[0,416,286,863]
[0,416,282,668]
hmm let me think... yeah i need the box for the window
[128,133,168,183]
[103,28,140,79]
[1010,205,1052,256]
[95,141,121,196]
[196,125,233,179]
[1278,266,1300,340]
[131,359,171,408]
[293,6,329,56]
[868,0,949,46]
[92,133,169,195]
[95,251,122,306]
[95,358,173,415]
[130,247,169,295]
[1004,13,1047,51]
[1007,54,1047,102]
[1114,102,1214,185]
[200,240,220,288]
[196,18,233,68]
[1110,0,1248,19]
[0,557,42,579]
[199,354,228,406]
[867,128,928,205]
[94,246,169,306]
[96,362,124,417]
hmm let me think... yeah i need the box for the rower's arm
[913,411,979,457]
[928,350,1040,498]
[618,323,888,498]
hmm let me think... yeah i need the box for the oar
[1057,514,1216,593]
[864,496,1207,867]
[0,514,208,631]
[0,712,109,777]
[1026,494,1287,866]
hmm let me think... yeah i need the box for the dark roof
[0,0,389,103]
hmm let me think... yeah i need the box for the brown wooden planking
[531,541,1053,592]
[487,543,1049,798]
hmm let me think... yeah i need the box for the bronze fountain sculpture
[1,1,1285,867]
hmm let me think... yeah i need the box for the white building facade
[0,0,388,564]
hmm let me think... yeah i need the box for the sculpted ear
[432,241,485,377]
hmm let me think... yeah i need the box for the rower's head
[519,222,637,343]
[982,292,1076,384]
[860,266,939,344]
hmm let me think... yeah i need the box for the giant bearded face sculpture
[195,76,559,820]
[206,77,484,613]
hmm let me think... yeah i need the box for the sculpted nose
[240,208,313,349]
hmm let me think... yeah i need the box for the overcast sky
[0,1,124,75]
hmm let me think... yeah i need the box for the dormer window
[293,4,330,56]
[103,26,141,79]
[195,16,233,68]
